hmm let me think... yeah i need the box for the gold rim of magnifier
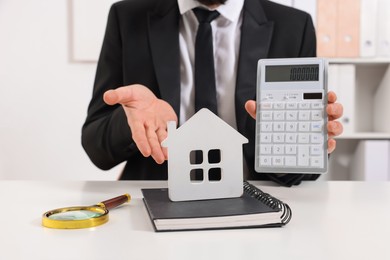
[42,206,109,229]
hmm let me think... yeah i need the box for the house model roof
[162,108,248,147]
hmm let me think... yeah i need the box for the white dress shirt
[177,0,244,129]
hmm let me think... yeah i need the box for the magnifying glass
[42,193,131,229]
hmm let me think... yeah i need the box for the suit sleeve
[81,4,137,170]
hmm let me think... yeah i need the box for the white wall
[0,0,122,180]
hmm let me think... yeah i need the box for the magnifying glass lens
[42,194,130,229]
[48,210,103,221]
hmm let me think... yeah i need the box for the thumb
[245,100,257,119]
[103,86,137,106]
[103,89,120,105]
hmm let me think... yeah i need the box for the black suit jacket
[82,0,318,186]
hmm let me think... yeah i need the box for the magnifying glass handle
[98,194,131,210]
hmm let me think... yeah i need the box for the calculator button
[298,111,310,121]
[285,156,297,166]
[260,145,272,154]
[273,145,285,155]
[274,111,285,121]
[310,157,324,168]
[285,145,297,154]
[298,134,310,143]
[261,122,273,132]
[310,145,323,155]
[299,103,311,109]
[272,157,284,166]
[286,111,298,120]
[260,133,272,143]
[260,103,273,109]
[286,103,298,109]
[259,156,272,166]
[298,145,310,166]
[311,122,323,132]
[298,122,310,132]
[311,110,322,120]
[286,122,297,132]
[274,103,285,109]
[273,133,285,143]
[311,103,323,109]
[261,111,273,120]
[311,133,323,144]
[285,133,297,143]
[273,122,285,132]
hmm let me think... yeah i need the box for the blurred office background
[0,0,121,180]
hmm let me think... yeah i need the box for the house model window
[162,109,249,202]
[189,149,222,182]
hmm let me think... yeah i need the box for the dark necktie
[192,8,221,181]
[193,8,220,115]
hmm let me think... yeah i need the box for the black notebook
[141,181,292,232]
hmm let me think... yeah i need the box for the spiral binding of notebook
[243,181,292,225]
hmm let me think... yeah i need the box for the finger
[327,120,343,137]
[326,103,343,120]
[244,100,257,120]
[327,91,337,104]
[131,121,151,157]
[103,89,120,105]
[104,86,135,106]
[327,138,336,154]
[145,124,165,164]
[156,128,169,160]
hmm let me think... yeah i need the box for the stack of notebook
[142,181,292,232]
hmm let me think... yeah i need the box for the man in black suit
[82,0,343,186]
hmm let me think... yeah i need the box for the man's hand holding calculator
[250,58,342,175]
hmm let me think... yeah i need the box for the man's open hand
[104,84,177,164]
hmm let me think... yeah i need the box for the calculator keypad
[257,101,325,169]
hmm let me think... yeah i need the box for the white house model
[162,109,249,201]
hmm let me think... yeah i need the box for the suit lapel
[235,0,274,133]
[148,1,181,116]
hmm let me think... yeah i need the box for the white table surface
[0,180,389,260]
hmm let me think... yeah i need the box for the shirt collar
[177,0,244,23]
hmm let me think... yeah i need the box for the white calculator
[255,58,328,174]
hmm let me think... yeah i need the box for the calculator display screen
[265,64,319,82]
